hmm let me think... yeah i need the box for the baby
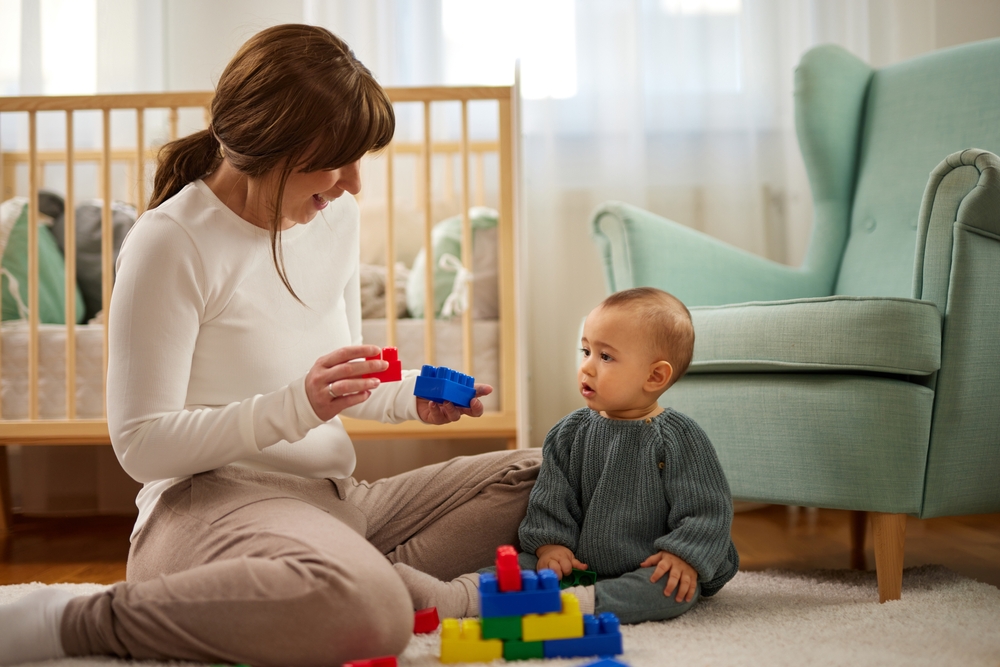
[395,287,739,624]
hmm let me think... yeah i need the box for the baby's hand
[641,550,698,603]
[535,544,588,579]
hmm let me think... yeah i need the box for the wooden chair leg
[849,510,867,570]
[870,512,906,602]
[0,446,12,535]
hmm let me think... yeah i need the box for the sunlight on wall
[0,0,21,95]
[40,0,96,94]
[660,0,741,14]
[442,0,577,99]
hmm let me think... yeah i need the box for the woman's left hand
[417,383,492,424]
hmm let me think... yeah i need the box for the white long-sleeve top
[108,180,420,541]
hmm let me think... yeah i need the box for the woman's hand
[417,384,493,424]
[306,345,388,421]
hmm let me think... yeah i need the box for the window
[442,0,577,99]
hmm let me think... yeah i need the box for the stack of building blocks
[413,365,476,408]
[440,546,624,663]
[363,347,402,382]
[414,607,440,634]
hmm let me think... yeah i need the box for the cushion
[407,207,499,319]
[688,295,941,376]
[0,198,85,324]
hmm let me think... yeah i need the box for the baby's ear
[647,360,673,392]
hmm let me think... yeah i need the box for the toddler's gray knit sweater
[519,407,739,596]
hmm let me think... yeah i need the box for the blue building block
[479,569,562,618]
[413,365,476,408]
[543,612,623,659]
[579,659,629,667]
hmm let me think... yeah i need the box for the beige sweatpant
[59,448,541,667]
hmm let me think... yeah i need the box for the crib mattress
[0,319,500,420]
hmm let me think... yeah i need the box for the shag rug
[4,566,999,667]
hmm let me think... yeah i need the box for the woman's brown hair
[150,24,395,298]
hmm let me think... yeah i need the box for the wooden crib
[0,86,523,532]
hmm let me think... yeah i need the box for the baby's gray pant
[59,449,541,667]
[517,552,701,624]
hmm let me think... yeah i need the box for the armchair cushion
[689,296,941,376]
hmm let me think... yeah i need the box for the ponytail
[149,129,221,209]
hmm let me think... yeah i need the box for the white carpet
[4,566,999,667]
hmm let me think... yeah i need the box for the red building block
[363,347,402,382]
[414,607,440,634]
[342,657,397,667]
[496,545,522,592]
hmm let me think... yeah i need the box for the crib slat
[65,111,77,419]
[460,101,474,377]
[28,111,40,421]
[101,108,112,418]
[422,101,435,366]
[385,144,397,348]
[475,153,485,207]
[497,98,516,419]
[26,113,39,418]
[169,107,179,141]
[136,108,145,216]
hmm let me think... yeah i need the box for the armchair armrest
[591,201,829,307]
[913,148,1000,311]
[913,148,1000,518]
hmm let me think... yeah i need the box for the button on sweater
[519,407,739,596]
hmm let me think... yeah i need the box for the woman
[0,25,539,667]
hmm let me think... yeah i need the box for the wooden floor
[1,506,999,587]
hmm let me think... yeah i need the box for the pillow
[406,207,499,319]
[49,199,137,322]
[0,197,85,324]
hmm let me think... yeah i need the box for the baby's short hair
[599,287,694,385]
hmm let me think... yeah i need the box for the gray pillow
[49,198,137,322]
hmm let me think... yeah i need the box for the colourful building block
[363,347,402,382]
[479,569,562,618]
[439,618,503,664]
[503,639,545,661]
[413,365,476,408]
[496,545,522,592]
[413,607,439,634]
[580,659,629,667]
[342,657,397,667]
[481,615,521,640]
[559,568,598,589]
[543,612,623,658]
[522,593,584,642]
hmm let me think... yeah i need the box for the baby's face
[579,305,664,416]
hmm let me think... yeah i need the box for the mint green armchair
[590,39,1000,602]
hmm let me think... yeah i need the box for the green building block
[503,639,544,661]
[559,568,597,589]
[482,615,522,640]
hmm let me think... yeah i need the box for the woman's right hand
[305,344,388,421]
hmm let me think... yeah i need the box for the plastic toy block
[580,659,629,667]
[496,544,522,592]
[363,347,402,382]
[481,615,521,640]
[439,618,503,664]
[413,365,476,408]
[479,568,562,618]
[413,607,439,634]
[503,639,545,661]
[559,567,598,589]
[543,612,623,658]
[522,593,584,642]
[342,657,397,667]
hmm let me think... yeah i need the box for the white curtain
[1,1,975,511]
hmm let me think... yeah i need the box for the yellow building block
[522,593,585,642]
[439,618,503,664]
